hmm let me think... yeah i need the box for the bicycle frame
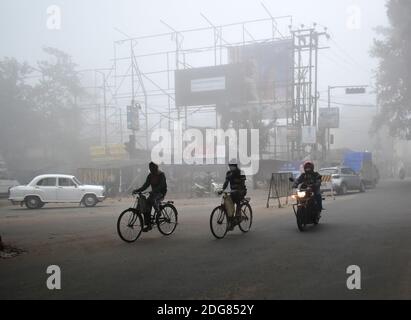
[133,192,176,224]
[220,192,250,218]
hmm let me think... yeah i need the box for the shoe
[142,225,152,232]
[227,218,235,231]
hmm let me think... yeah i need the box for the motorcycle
[192,182,211,198]
[290,178,322,232]
[192,179,223,198]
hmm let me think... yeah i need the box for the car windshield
[320,169,338,175]
[73,177,82,185]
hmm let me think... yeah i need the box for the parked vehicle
[319,167,366,195]
[9,174,105,209]
[192,173,223,198]
[343,152,379,188]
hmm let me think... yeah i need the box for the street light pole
[326,84,369,160]
[100,72,108,155]
[327,86,332,154]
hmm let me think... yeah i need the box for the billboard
[175,40,294,117]
[301,126,317,145]
[228,40,294,107]
[319,108,340,129]
[175,64,248,107]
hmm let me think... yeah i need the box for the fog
[1,0,409,188]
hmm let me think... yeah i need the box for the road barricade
[266,173,293,208]
[321,175,335,200]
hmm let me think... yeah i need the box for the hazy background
[0,0,389,151]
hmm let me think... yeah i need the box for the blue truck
[343,152,380,188]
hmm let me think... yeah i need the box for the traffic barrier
[321,175,335,200]
[266,173,294,208]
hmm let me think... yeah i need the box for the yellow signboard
[90,144,128,161]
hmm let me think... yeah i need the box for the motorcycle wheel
[296,207,307,232]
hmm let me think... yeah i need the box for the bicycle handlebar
[133,191,150,197]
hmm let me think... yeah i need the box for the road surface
[0,180,410,300]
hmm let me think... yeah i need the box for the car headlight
[297,191,307,198]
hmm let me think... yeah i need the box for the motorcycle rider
[293,161,324,211]
[218,160,247,230]
[133,162,167,232]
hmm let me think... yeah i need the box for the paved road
[1,180,411,300]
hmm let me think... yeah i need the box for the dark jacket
[222,169,247,192]
[293,172,322,194]
[136,171,167,195]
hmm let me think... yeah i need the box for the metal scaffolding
[81,6,329,162]
[111,10,294,154]
[289,26,330,160]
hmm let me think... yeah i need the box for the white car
[9,174,105,209]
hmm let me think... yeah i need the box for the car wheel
[83,194,97,207]
[25,196,43,209]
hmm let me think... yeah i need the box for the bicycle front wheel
[117,209,143,243]
[157,204,178,236]
[210,206,228,239]
[238,203,253,233]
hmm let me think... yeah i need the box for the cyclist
[133,162,167,231]
[218,160,247,230]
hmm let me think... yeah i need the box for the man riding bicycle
[133,162,167,232]
[218,160,247,230]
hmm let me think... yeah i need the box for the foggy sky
[0,0,390,151]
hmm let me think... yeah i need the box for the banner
[228,40,294,107]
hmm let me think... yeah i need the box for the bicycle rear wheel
[157,204,178,236]
[238,203,253,233]
[117,209,143,243]
[210,206,228,239]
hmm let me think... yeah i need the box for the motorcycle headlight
[297,191,307,198]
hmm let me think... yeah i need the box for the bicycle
[210,192,253,240]
[117,192,178,243]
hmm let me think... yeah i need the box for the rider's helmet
[149,162,159,174]
[228,159,239,171]
[303,161,315,173]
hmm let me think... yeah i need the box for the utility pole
[326,85,368,158]
[92,69,109,154]
[103,72,108,153]
[119,108,124,144]
[290,25,330,161]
